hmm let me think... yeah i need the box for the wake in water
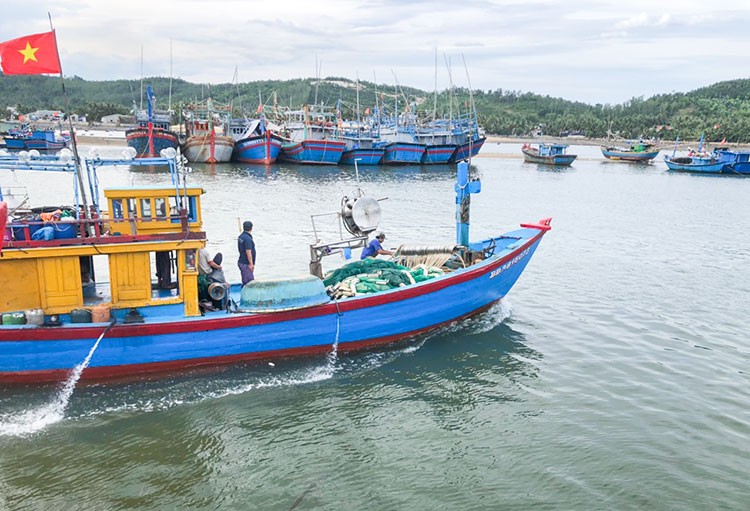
[0,301,513,434]
[0,321,111,438]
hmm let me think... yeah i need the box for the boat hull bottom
[0,300,500,385]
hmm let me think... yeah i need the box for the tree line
[2,75,750,143]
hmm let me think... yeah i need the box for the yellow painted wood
[38,257,83,313]
[0,259,42,313]
[182,272,200,317]
[104,187,204,235]
[109,252,151,304]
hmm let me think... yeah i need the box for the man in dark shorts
[237,220,256,285]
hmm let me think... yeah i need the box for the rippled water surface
[1,143,748,510]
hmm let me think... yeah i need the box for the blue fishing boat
[664,155,726,173]
[522,143,577,166]
[228,117,283,164]
[421,143,456,164]
[382,141,425,164]
[340,145,384,166]
[713,148,750,175]
[125,85,180,159]
[277,107,346,165]
[279,139,346,165]
[0,156,550,384]
[4,125,68,152]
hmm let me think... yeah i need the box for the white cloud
[2,0,750,104]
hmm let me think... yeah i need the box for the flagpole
[48,13,91,232]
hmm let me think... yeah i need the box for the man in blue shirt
[237,220,256,285]
[360,232,393,259]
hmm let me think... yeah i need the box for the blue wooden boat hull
[4,131,68,152]
[233,133,283,164]
[664,156,726,173]
[279,140,346,165]
[340,148,384,165]
[2,138,27,150]
[125,127,180,158]
[422,144,457,164]
[0,223,549,383]
[450,137,486,162]
[383,142,425,164]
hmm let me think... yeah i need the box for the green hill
[2,75,749,142]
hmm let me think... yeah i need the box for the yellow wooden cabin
[0,187,206,319]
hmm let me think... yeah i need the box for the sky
[2,0,750,105]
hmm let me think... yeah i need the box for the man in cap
[237,220,256,285]
[360,231,393,259]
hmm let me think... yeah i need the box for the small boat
[4,125,68,152]
[522,143,577,166]
[712,147,750,175]
[663,147,729,173]
[182,98,234,163]
[0,156,550,384]
[125,85,180,159]
[228,117,283,164]
[601,141,660,162]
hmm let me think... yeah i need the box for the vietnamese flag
[0,30,61,75]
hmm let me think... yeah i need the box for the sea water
[0,143,748,510]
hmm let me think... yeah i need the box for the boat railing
[3,208,196,247]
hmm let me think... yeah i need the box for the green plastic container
[70,308,92,323]
[2,312,27,325]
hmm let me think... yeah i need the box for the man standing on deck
[237,220,256,285]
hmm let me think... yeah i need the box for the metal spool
[208,282,227,301]
[341,195,381,236]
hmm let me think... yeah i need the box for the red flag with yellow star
[0,30,61,75]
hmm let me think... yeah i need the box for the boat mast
[433,48,438,144]
[462,54,477,161]
[140,44,144,111]
[356,72,361,139]
[168,39,173,113]
[444,54,454,133]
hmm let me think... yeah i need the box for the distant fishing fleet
[117,83,485,165]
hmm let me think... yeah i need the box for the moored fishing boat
[0,156,550,384]
[125,85,180,159]
[339,143,384,166]
[277,106,345,165]
[710,147,750,175]
[182,98,234,163]
[414,128,456,164]
[663,150,727,173]
[4,125,68,152]
[522,143,577,166]
[601,141,660,162]
[382,141,425,164]
[228,117,283,164]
